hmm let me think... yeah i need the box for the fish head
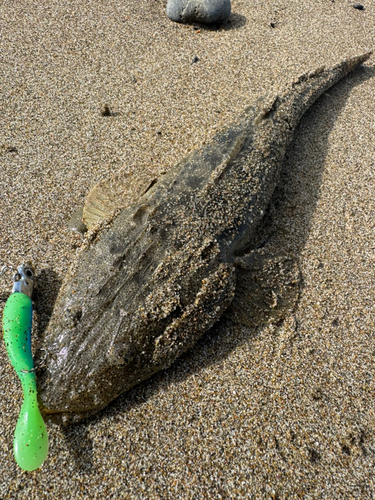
[36,252,157,423]
[37,210,236,424]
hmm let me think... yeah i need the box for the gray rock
[166,0,231,25]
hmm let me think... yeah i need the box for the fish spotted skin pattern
[37,52,372,424]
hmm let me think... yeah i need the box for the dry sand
[1,0,375,498]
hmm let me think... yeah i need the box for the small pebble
[192,55,200,63]
[353,3,364,9]
[166,0,231,25]
[101,104,112,116]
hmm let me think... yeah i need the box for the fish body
[38,53,371,423]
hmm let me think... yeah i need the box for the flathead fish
[37,52,372,423]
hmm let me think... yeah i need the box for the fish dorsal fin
[83,168,158,229]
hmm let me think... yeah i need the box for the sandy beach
[1,0,375,498]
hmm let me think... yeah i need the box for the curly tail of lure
[1,264,48,471]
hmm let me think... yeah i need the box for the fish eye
[25,268,34,278]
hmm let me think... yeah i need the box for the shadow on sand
[191,11,247,31]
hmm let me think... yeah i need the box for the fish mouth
[35,329,141,425]
[37,365,113,425]
[39,406,98,426]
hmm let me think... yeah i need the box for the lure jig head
[2,264,49,471]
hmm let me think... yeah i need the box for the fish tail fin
[257,51,372,129]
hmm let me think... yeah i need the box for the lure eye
[24,269,34,278]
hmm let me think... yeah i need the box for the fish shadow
[60,424,95,474]
[59,64,374,462]
[31,268,62,370]
[33,268,62,351]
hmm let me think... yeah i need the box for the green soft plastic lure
[2,264,48,471]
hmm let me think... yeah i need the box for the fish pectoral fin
[228,250,301,328]
[83,168,158,230]
[83,179,120,229]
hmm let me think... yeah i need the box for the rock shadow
[225,11,247,30]
[186,11,247,31]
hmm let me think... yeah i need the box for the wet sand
[1,0,374,498]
